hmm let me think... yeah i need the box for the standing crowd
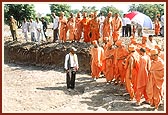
[89,35,164,111]
[9,11,164,44]
[9,11,165,111]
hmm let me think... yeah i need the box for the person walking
[125,17,131,37]
[52,13,59,42]
[41,17,48,40]
[112,13,122,44]
[90,40,104,81]
[35,17,44,44]
[64,47,79,91]
[9,16,18,41]
[22,18,29,41]
[122,14,127,37]
[29,17,36,42]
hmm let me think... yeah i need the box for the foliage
[4,4,36,27]
[70,9,80,16]
[49,4,71,18]
[80,6,98,14]
[100,5,123,17]
[128,4,164,21]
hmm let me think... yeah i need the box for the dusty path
[3,63,164,113]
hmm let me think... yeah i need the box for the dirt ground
[2,63,165,113]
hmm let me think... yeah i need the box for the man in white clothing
[35,17,44,44]
[125,16,131,37]
[22,18,29,41]
[122,14,127,37]
[64,47,79,91]
[146,35,157,49]
[99,12,105,38]
[29,17,36,42]
[52,12,59,42]
[160,14,164,37]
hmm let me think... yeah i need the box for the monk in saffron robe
[67,18,75,42]
[112,13,122,44]
[154,45,165,100]
[137,36,150,55]
[59,12,67,42]
[89,11,100,42]
[155,45,164,61]
[102,37,109,74]
[146,49,164,110]
[103,12,112,42]
[124,44,140,100]
[81,12,90,42]
[90,40,104,81]
[75,12,82,42]
[103,42,115,84]
[154,18,160,36]
[114,40,128,85]
[135,48,151,105]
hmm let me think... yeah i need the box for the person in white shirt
[22,18,29,41]
[122,14,127,37]
[52,12,59,42]
[146,35,157,49]
[64,47,79,91]
[125,16,131,37]
[160,14,164,37]
[99,12,105,38]
[35,17,44,44]
[29,17,36,42]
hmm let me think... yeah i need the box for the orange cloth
[154,22,160,36]
[112,17,122,42]
[159,52,164,61]
[81,17,90,42]
[124,51,140,99]
[75,17,82,41]
[114,45,128,84]
[102,43,108,73]
[103,44,115,82]
[135,54,150,102]
[112,31,119,43]
[146,57,164,109]
[59,16,67,42]
[89,18,100,42]
[90,46,104,78]
[67,18,75,41]
[103,17,112,41]
[137,43,150,55]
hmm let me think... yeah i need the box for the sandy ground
[2,63,165,113]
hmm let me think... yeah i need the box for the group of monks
[90,35,164,111]
[58,11,164,110]
[58,11,122,44]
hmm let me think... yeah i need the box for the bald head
[108,12,112,18]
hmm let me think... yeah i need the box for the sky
[34,2,131,16]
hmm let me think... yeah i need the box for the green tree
[46,14,53,23]
[128,4,164,21]
[71,9,80,15]
[81,6,98,14]
[100,5,122,17]
[4,4,36,28]
[50,4,71,18]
